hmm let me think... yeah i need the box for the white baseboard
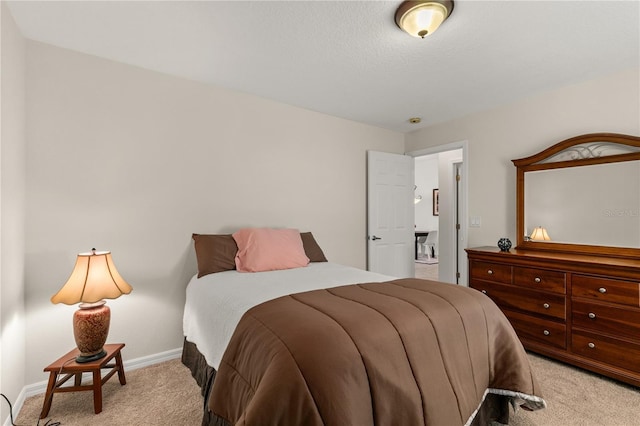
[122,347,183,372]
[3,347,182,426]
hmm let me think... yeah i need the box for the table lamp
[530,226,551,241]
[51,249,132,363]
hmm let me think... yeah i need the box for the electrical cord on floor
[0,356,76,426]
[1,393,18,425]
[2,392,60,426]
[36,417,60,426]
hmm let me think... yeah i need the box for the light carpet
[15,359,202,426]
[511,353,640,425]
[14,353,640,425]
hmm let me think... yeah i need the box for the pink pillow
[233,228,310,273]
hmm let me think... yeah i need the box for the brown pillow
[300,232,328,262]
[192,234,238,278]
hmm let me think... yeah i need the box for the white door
[367,151,414,278]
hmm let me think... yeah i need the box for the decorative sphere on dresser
[497,238,512,252]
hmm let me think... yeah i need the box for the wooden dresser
[467,246,640,387]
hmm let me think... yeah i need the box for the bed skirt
[181,338,513,426]
[182,339,230,426]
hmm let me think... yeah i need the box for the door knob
[370,236,382,241]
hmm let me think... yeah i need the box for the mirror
[525,161,640,247]
[514,133,640,258]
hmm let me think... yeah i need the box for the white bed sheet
[183,262,394,369]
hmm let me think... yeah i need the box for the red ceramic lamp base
[73,301,110,363]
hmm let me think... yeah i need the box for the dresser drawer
[472,282,566,321]
[572,275,640,307]
[572,300,640,341]
[513,267,566,294]
[503,308,566,349]
[572,330,640,374]
[470,261,512,285]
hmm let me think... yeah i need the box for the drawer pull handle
[588,312,596,319]
[534,277,541,283]
[543,330,550,336]
[481,290,487,294]
[598,287,607,294]
[487,270,493,275]
[543,303,550,309]
[588,342,596,349]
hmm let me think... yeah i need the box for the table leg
[92,369,102,414]
[40,372,58,419]
[115,351,126,385]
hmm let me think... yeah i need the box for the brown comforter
[209,279,546,425]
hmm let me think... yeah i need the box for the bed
[182,230,546,425]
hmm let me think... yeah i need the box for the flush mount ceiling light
[395,1,454,39]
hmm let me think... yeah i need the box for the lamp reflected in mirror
[530,226,551,241]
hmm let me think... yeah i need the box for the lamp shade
[395,1,454,38]
[530,227,551,241]
[51,250,132,305]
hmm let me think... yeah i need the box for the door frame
[407,140,469,286]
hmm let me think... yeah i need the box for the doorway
[410,141,468,285]
[414,154,439,281]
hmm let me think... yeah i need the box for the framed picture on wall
[433,189,439,216]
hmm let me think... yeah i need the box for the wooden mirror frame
[513,132,640,259]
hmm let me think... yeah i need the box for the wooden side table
[40,343,126,418]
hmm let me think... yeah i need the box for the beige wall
[9,14,640,393]
[1,1,27,420]
[405,67,640,250]
[24,41,404,384]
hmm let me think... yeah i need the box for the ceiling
[6,1,640,133]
